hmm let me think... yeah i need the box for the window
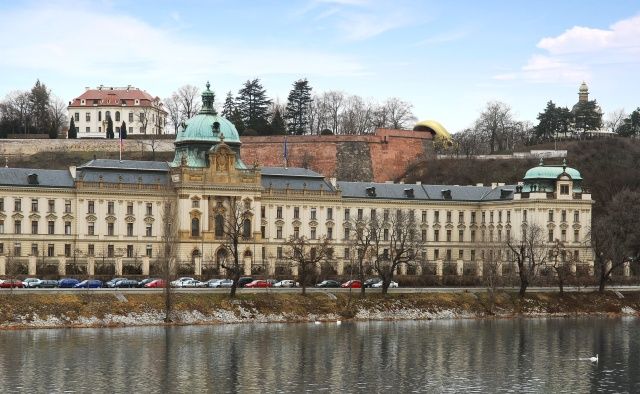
[459,249,464,259]
[127,202,134,215]
[548,229,554,242]
[561,229,567,242]
[14,220,21,234]
[261,225,265,239]
[146,224,152,237]
[276,206,283,219]
[523,210,528,222]
[129,127,133,133]
[64,244,71,257]
[561,210,567,222]
[357,209,363,220]
[310,227,317,239]
[0,198,3,211]
[65,200,71,213]
[65,221,71,235]
[458,212,464,223]
[446,211,452,223]
[344,247,350,259]
[507,211,511,223]
[213,214,223,237]
[31,243,38,256]
[48,244,55,257]
[88,244,94,257]
[383,228,389,241]
[293,226,300,238]
[311,208,317,220]
[481,212,486,223]
[126,245,133,258]
[490,211,494,223]
[574,229,579,243]
[0,220,3,234]
[574,210,579,222]
[470,250,476,261]
[139,112,145,122]
[344,208,350,221]
[446,230,452,242]
[115,111,121,122]
[422,210,427,223]
[48,221,54,234]
[98,111,102,121]
[14,242,21,256]
[560,184,570,195]
[87,200,94,214]
[146,245,153,257]
[129,112,134,122]
[446,249,452,261]
[434,249,439,260]
[434,211,440,223]
[105,110,111,120]
[107,201,115,215]
[31,199,38,212]
[243,219,251,239]
[192,199,199,208]
[548,210,554,222]
[434,229,439,242]
[48,199,55,213]
[107,222,114,236]
[277,247,283,259]
[459,229,464,242]
[260,206,265,218]
[31,220,38,234]
[14,198,21,211]
[191,218,200,237]
[146,203,153,215]
[86,112,90,121]
[88,222,95,236]
[344,227,350,240]
[276,226,283,239]
[127,222,134,236]
[293,207,300,219]
[107,245,114,258]
[471,230,476,241]
[327,208,333,220]
[421,229,427,242]
[327,227,333,240]
[471,212,476,224]
[383,209,389,221]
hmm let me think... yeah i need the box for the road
[2,285,639,295]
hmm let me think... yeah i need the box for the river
[0,317,638,393]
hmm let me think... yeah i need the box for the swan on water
[590,354,598,362]
[336,320,341,325]
[314,321,321,325]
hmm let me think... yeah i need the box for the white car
[170,277,195,287]
[180,279,205,288]
[273,280,299,288]
[372,280,398,288]
[207,279,234,288]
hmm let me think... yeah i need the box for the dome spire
[200,81,217,115]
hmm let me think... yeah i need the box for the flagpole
[119,129,122,162]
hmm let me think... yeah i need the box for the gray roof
[0,168,74,188]
[78,170,169,185]
[338,182,516,202]
[78,159,169,172]
[261,167,324,178]
[261,166,335,191]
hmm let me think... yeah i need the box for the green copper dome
[524,162,582,180]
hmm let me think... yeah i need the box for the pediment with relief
[105,215,117,223]
[29,213,41,220]
[86,214,97,222]
[144,217,155,224]
[125,215,136,223]
[62,214,74,221]
[12,212,24,220]
[46,213,57,220]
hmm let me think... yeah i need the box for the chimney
[69,166,76,179]
[329,177,337,188]
[416,181,421,185]
[476,183,484,187]
[491,182,497,189]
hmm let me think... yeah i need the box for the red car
[341,280,362,288]
[244,280,272,288]
[0,279,24,288]
[144,279,167,288]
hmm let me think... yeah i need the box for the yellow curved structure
[413,120,452,140]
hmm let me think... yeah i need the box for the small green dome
[174,113,241,145]
[524,165,582,180]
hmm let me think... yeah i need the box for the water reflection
[0,318,638,393]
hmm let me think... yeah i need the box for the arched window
[191,217,200,237]
[115,111,120,122]
[215,214,224,237]
[242,219,251,239]
[98,111,102,121]
[105,110,111,120]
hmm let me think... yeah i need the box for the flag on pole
[119,129,123,162]
[283,136,288,168]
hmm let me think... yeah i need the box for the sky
[0,0,639,133]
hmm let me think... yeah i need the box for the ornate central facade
[0,84,595,279]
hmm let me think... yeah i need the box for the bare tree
[506,223,549,297]
[548,240,572,296]
[340,95,374,135]
[48,95,68,136]
[605,109,627,133]
[159,186,179,322]
[376,97,417,130]
[285,235,331,295]
[163,94,182,134]
[175,85,202,120]
[347,218,375,296]
[219,197,253,298]
[473,101,522,154]
[369,209,421,294]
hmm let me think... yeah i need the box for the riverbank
[1,291,638,329]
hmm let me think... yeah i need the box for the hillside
[404,137,640,212]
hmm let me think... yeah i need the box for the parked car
[58,278,80,288]
[113,279,139,288]
[245,280,272,288]
[137,278,157,288]
[341,280,362,288]
[106,277,128,288]
[372,280,398,288]
[170,277,195,287]
[206,279,233,288]
[181,279,205,288]
[363,278,382,288]
[315,280,341,288]
[74,279,104,288]
[22,278,41,288]
[266,279,278,286]
[273,280,298,288]
[0,279,24,288]
[144,279,166,288]
[237,277,254,288]
[34,279,59,288]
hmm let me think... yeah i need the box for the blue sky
[0,0,638,132]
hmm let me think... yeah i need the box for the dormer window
[135,99,140,105]
[441,189,452,200]
[404,188,414,198]
[365,186,376,197]
[81,99,85,105]
[560,184,570,195]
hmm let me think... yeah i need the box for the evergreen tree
[30,79,51,134]
[106,115,114,139]
[573,100,603,134]
[121,121,127,139]
[221,91,236,118]
[228,109,245,135]
[534,101,572,141]
[285,78,312,135]
[270,107,287,135]
[68,118,77,139]
[616,108,640,137]
[236,78,272,134]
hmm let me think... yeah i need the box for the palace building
[1,83,595,278]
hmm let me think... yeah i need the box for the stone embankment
[0,291,638,330]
